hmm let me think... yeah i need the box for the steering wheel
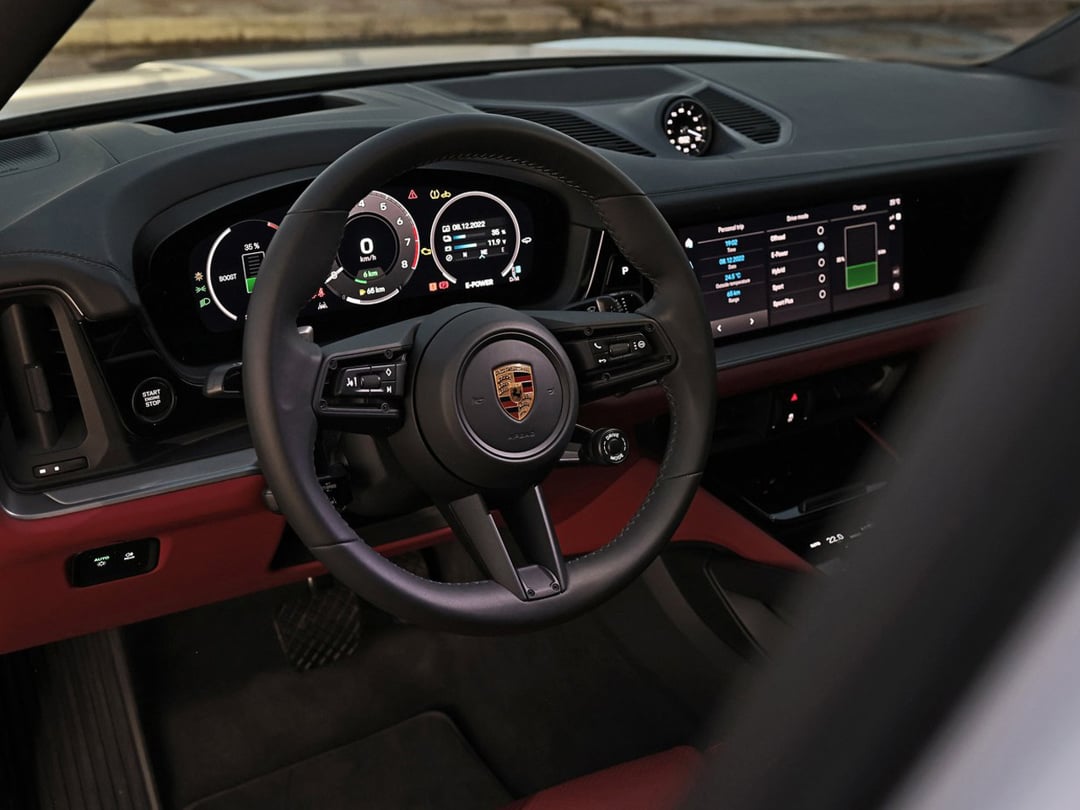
[243,114,715,633]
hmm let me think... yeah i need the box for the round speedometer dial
[326,191,419,305]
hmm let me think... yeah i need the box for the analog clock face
[663,99,714,156]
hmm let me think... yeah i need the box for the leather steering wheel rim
[243,114,716,633]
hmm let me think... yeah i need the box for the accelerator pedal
[273,577,365,672]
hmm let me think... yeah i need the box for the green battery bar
[242,251,264,294]
[845,261,878,291]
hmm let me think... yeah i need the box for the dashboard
[0,49,1071,655]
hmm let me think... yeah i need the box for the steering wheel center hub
[458,338,564,455]
[408,305,578,489]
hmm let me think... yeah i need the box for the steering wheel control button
[131,377,175,424]
[579,332,651,371]
[335,364,404,396]
[69,538,160,587]
[318,353,409,433]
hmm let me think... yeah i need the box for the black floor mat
[127,577,729,810]
[185,711,509,810]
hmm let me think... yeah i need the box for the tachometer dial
[662,98,713,157]
[204,219,279,321]
[326,191,419,305]
[430,191,521,286]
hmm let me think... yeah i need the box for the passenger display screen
[680,196,904,340]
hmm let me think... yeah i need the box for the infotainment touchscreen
[680,195,904,340]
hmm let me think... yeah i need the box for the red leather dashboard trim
[0,457,804,654]
[0,476,471,655]
[0,476,299,655]
[545,458,810,570]
[0,316,951,653]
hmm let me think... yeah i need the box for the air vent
[42,318,81,421]
[478,106,654,157]
[136,93,362,133]
[0,133,59,176]
[695,87,781,145]
[0,297,85,454]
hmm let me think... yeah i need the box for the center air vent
[694,87,782,145]
[478,106,654,157]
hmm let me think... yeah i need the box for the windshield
[9,0,1075,116]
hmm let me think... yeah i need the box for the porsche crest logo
[492,362,535,422]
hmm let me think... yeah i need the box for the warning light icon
[408,189,419,200]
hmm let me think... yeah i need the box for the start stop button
[132,377,176,424]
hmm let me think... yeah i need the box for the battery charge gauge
[204,219,279,321]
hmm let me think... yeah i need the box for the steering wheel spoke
[531,309,678,402]
[312,318,421,433]
[440,488,566,602]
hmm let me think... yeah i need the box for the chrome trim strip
[0,284,87,319]
[584,230,605,297]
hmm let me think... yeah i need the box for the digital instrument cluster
[680,195,904,340]
[138,171,565,365]
[192,178,538,333]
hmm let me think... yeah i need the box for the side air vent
[695,87,782,145]
[0,133,59,176]
[136,93,362,133]
[478,106,654,157]
[0,297,85,455]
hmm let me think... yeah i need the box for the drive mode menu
[680,196,904,339]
